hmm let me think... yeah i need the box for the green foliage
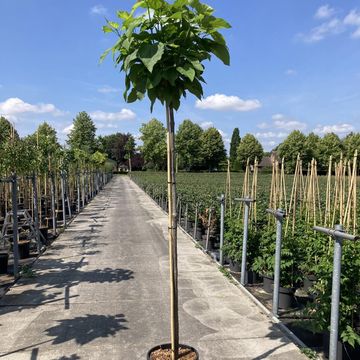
[98,132,132,168]
[229,127,240,171]
[24,122,61,173]
[343,132,360,159]
[223,216,260,266]
[176,119,203,170]
[318,132,343,171]
[200,127,226,171]
[140,118,167,170]
[237,133,263,170]
[304,132,321,163]
[278,130,307,173]
[101,0,231,111]
[67,112,97,154]
[91,151,107,168]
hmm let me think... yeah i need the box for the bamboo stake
[166,104,179,360]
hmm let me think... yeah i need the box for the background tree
[176,119,203,171]
[304,132,320,164]
[201,127,226,171]
[67,111,97,154]
[277,130,307,173]
[229,127,241,171]
[124,135,136,172]
[140,119,167,170]
[343,132,360,159]
[318,132,343,171]
[237,133,263,170]
[25,122,61,173]
[98,133,131,170]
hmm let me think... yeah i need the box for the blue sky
[0,0,359,151]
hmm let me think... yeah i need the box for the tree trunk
[166,103,179,360]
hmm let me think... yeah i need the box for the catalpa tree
[101,1,230,358]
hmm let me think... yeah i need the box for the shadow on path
[45,314,128,345]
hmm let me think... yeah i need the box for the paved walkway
[0,176,306,360]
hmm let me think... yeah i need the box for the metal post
[266,208,286,317]
[51,173,57,235]
[193,203,198,240]
[77,173,81,213]
[11,174,19,277]
[31,174,41,253]
[313,225,358,360]
[235,198,255,285]
[218,194,225,265]
[185,203,188,232]
[60,171,66,228]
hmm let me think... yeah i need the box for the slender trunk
[166,104,179,360]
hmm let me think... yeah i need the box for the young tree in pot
[101,1,230,358]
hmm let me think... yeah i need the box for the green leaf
[124,50,138,70]
[210,17,231,29]
[172,0,188,8]
[147,0,165,10]
[211,42,230,65]
[169,11,183,20]
[102,25,113,33]
[162,68,178,86]
[176,63,195,81]
[108,21,119,29]
[117,11,130,20]
[190,60,204,72]
[99,47,111,63]
[138,43,165,73]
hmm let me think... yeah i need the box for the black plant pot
[39,227,50,245]
[247,270,260,284]
[263,275,274,293]
[18,241,30,259]
[229,260,240,273]
[303,274,317,292]
[278,286,295,309]
[323,331,360,360]
[147,343,199,359]
[0,253,9,274]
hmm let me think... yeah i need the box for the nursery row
[0,171,113,279]
[130,160,360,359]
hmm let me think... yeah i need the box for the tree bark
[166,103,179,360]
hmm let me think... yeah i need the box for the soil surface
[150,346,197,360]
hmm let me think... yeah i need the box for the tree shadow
[45,314,127,345]
[56,355,81,360]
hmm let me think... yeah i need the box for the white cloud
[255,131,288,139]
[344,9,360,26]
[313,123,355,135]
[257,122,269,129]
[96,123,118,129]
[199,121,213,129]
[89,109,136,121]
[299,18,344,43]
[270,113,307,131]
[90,5,107,15]
[0,97,64,119]
[285,69,297,76]
[196,94,261,112]
[344,9,360,38]
[315,5,335,19]
[218,129,231,144]
[62,124,74,135]
[97,86,118,94]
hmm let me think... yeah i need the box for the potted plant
[101,0,230,357]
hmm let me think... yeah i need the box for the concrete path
[0,176,307,360]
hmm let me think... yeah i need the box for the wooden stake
[166,104,179,360]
